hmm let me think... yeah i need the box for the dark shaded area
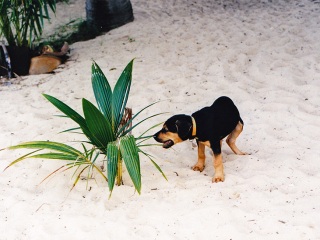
[86,0,134,32]
[39,0,134,51]
[0,46,36,76]
[39,20,101,51]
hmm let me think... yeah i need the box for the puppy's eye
[163,127,169,132]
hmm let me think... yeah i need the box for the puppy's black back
[192,96,242,142]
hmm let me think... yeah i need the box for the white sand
[1,0,320,239]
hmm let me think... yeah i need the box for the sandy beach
[1,0,320,239]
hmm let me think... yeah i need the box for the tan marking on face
[157,132,183,144]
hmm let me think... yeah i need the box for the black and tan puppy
[153,96,246,183]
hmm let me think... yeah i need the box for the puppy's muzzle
[153,132,174,149]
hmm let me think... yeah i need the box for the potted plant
[2,59,166,197]
[0,0,56,76]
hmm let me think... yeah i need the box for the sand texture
[0,0,320,239]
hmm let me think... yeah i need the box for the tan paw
[212,173,225,183]
[237,151,247,155]
[192,164,205,172]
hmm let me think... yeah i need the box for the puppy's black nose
[153,133,160,142]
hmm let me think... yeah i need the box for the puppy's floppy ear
[175,120,192,140]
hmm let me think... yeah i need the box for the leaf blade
[91,62,113,126]
[7,141,82,156]
[116,101,161,137]
[82,98,115,151]
[43,94,98,143]
[120,135,141,194]
[106,141,119,194]
[112,59,134,131]
[26,153,81,161]
[4,149,42,171]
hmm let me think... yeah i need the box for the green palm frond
[43,94,103,147]
[71,166,90,191]
[120,135,141,194]
[3,149,42,171]
[120,112,166,137]
[82,98,115,150]
[0,0,56,47]
[106,141,120,195]
[7,141,83,156]
[136,122,163,144]
[3,141,106,183]
[43,94,88,131]
[112,59,134,132]
[91,62,113,126]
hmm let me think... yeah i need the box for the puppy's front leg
[213,153,225,182]
[212,140,225,183]
[192,140,205,172]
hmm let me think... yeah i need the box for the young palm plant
[2,59,166,197]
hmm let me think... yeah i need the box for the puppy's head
[153,114,192,148]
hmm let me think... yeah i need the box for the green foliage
[2,59,166,197]
[38,19,101,50]
[120,135,141,194]
[0,0,56,47]
[4,141,107,189]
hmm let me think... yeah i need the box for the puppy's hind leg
[226,121,246,155]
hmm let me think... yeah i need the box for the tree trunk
[85,0,134,32]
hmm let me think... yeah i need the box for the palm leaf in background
[0,0,56,47]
